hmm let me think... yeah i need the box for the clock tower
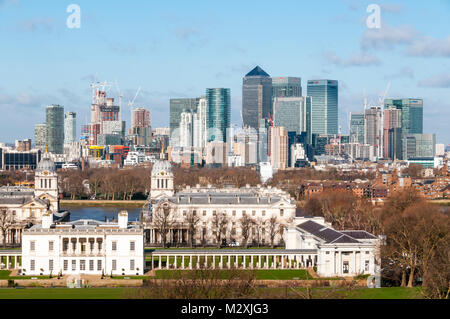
[150,160,174,199]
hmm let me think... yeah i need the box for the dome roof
[151,160,172,176]
[36,156,56,173]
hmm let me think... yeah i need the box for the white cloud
[384,66,415,79]
[361,24,416,50]
[405,36,450,57]
[418,73,450,88]
[326,51,381,67]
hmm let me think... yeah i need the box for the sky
[0,0,449,144]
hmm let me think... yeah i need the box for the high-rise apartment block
[46,104,64,154]
[64,112,77,145]
[207,88,230,143]
[34,124,47,152]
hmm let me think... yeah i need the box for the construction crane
[128,87,141,111]
[378,82,391,107]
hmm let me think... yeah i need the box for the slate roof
[297,220,373,244]
[160,193,290,206]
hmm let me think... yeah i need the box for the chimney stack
[118,210,128,229]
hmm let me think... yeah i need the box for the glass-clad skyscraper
[349,112,365,144]
[64,112,77,144]
[307,80,338,135]
[272,77,302,98]
[273,97,306,134]
[384,98,423,135]
[169,98,199,146]
[242,66,272,129]
[46,104,64,154]
[207,88,230,143]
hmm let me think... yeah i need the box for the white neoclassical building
[21,211,144,276]
[145,160,296,246]
[286,217,380,277]
[0,154,63,245]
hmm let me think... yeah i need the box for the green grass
[325,287,422,299]
[152,269,320,280]
[0,270,50,280]
[0,288,126,299]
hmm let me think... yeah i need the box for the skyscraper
[193,97,208,148]
[46,104,64,154]
[349,112,365,144]
[129,108,152,146]
[402,134,436,159]
[384,98,423,135]
[273,97,307,134]
[34,123,47,152]
[268,126,288,170]
[364,107,383,158]
[242,66,272,129]
[383,107,402,160]
[272,77,302,98]
[64,112,77,144]
[307,80,338,135]
[207,88,231,143]
[169,98,199,146]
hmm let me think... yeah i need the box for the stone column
[338,251,342,275]
[353,251,357,275]
[220,255,223,269]
[158,256,161,269]
[166,256,170,269]
[189,255,192,269]
[265,255,269,269]
[251,255,254,269]
[360,250,364,273]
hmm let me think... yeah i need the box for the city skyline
[0,0,449,144]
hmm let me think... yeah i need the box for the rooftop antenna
[363,88,367,111]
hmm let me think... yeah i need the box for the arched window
[48,179,51,189]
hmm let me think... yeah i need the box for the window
[365,260,370,272]
[49,241,54,252]
[112,260,117,271]
[90,241,94,251]
[130,241,135,251]
[252,210,256,216]
[30,260,35,271]
[97,260,102,271]
[242,210,246,216]
[48,179,51,189]
[63,260,68,271]
[130,260,135,271]
[89,260,94,271]
[203,210,206,216]
[183,210,186,216]
[49,260,53,271]
[280,209,284,217]
[80,260,86,271]
[343,261,349,274]
[193,210,197,216]
[72,260,76,271]
[365,251,370,254]
[326,251,330,254]
[98,240,102,251]
[213,210,216,216]
[232,210,236,216]
[262,210,266,216]
[112,241,117,251]
[63,240,68,251]
[30,241,35,252]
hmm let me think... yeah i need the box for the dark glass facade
[242,66,272,129]
[169,98,199,145]
[384,98,423,135]
[46,104,64,154]
[349,113,364,144]
[272,77,302,98]
[206,88,230,143]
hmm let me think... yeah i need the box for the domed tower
[35,154,59,212]
[150,160,174,199]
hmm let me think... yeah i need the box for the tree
[185,208,200,248]
[403,163,423,179]
[210,210,229,248]
[152,202,177,248]
[239,214,254,248]
[267,216,279,249]
[252,217,265,247]
[0,209,15,249]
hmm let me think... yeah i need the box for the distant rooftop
[245,66,270,77]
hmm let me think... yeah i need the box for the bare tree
[211,210,229,248]
[267,216,279,249]
[0,209,15,249]
[252,217,265,247]
[152,202,177,248]
[185,208,200,248]
[239,214,254,249]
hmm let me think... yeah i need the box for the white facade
[286,217,380,277]
[21,211,144,276]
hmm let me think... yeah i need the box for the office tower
[402,134,436,159]
[349,112,365,144]
[307,80,338,135]
[169,98,199,146]
[268,126,288,170]
[383,107,402,160]
[64,112,77,144]
[435,144,445,157]
[129,108,152,146]
[272,77,302,98]
[34,124,47,152]
[257,118,269,163]
[179,111,193,147]
[364,106,383,158]
[15,139,32,152]
[273,97,307,135]
[384,98,423,135]
[242,66,272,129]
[46,104,65,154]
[193,97,208,149]
[206,88,231,143]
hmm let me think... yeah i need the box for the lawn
[152,269,321,280]
[0,270,50,280]
[0,288,125,299]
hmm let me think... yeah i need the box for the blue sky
[0,0,449,143]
